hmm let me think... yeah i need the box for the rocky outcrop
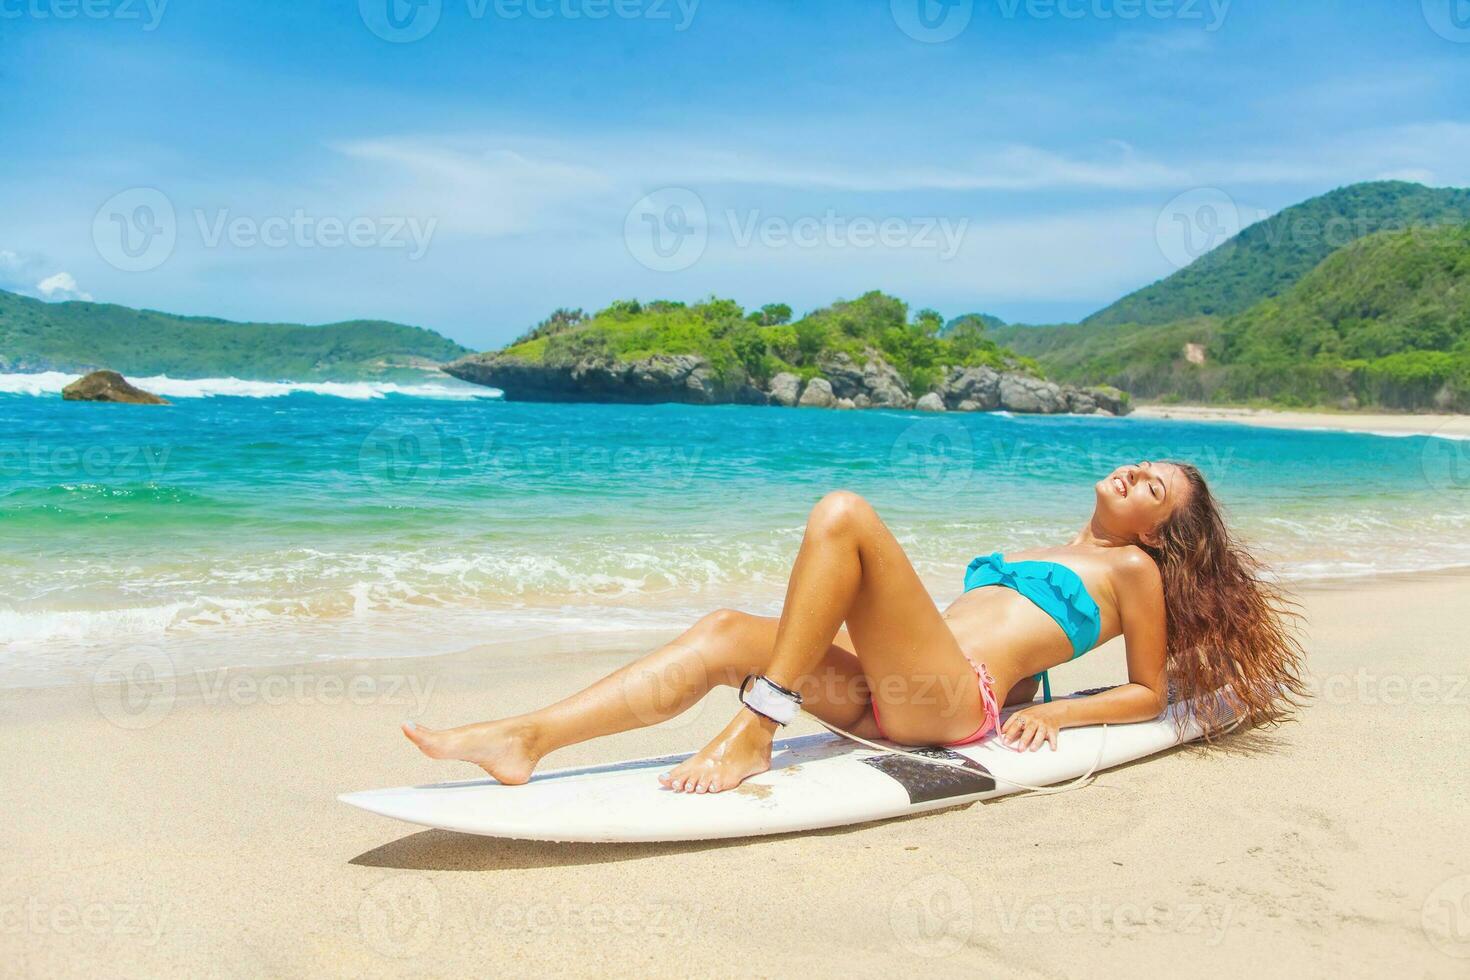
[999,374,1066,414]
[936,366,1001,412]
[444,351,761,405]
[61,370,169,405]
[797,377,836,408]
[768,372,801,408]
[444,348,1130,416]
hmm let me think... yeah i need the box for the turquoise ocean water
[3,374,1468,687]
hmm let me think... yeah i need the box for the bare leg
[403,610,871,784]
[659,491,984,793]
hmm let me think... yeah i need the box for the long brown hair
[1140,461,1308,738]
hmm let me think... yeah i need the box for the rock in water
[767,372,802,407]
[797,377,837,408]
[61,371,169,405]
[915,392,946,412]
[937,366,1001,411]
[999,375,1065,414]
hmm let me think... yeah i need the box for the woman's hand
[1000,702,1065,751]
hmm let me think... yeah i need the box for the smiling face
[1093,460,1193,546]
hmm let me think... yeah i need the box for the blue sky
[3,0,1470,349]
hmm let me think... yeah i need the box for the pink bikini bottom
[869,657,1003,748]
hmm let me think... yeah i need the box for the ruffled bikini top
[962,551,1103,659]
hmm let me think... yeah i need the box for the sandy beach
[3,570,1468,977]
[1132,404,1470,440]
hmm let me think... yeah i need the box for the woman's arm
[1001,550,1169,751]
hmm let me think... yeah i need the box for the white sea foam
[0,371,502,400]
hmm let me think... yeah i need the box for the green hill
[0,289,469,380]
[493,292,1035,394]
[997,222,1470,411]
[1086,181,1470,327]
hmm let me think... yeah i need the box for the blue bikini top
[963,551,1103,660]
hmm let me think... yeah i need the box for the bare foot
[402,718,543,785]
[659,711,775,794]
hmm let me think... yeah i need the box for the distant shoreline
[1133,403,1470,439]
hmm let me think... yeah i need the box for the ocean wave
[0,371,502,401]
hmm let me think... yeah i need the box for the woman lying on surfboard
[404,460,1306,794]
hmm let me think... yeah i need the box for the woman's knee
[692,609,770,685]
[808,490,872,538]
[696,607,748,640]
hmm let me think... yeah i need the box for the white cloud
[35,271,93,302]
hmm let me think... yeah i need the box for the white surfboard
[340,691,1210,843]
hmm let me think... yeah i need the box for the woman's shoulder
[1104,545,1163,592]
